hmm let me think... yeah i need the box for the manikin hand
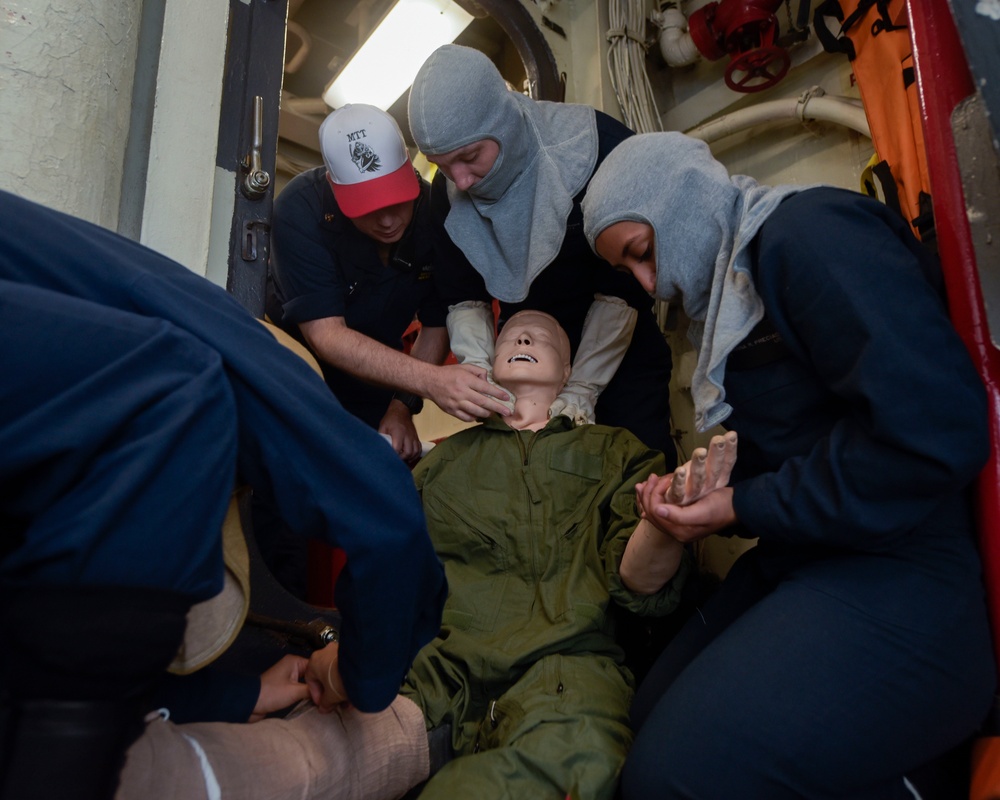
[305,641,349,713]
[249,654,310,722]
[378,402,422,464]
[635,432,739,543]
[664,431,738,506]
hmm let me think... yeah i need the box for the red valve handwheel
[724,45,790,92]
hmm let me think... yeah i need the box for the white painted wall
[0,0,142,228]
[0,0,232,280]
[536,0,620,116]
[139,0,230,278]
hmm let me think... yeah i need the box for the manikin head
[492,311,571,419]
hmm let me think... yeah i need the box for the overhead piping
[652,0,793,93]
[653,6,700,68]
[685,87,871,143]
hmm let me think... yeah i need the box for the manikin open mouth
[508,353,538,363]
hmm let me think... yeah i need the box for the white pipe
[651,7,701,67]
[285,19,311,75]
[284,95,330,116]
[686,92,871,143]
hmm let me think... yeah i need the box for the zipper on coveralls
[513,427,540,466]
[471,429,545,755]
[514,429,543,503]
[514,428,545,611]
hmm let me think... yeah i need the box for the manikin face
[426,140,501,192]
[347,199,415,245]
[492,311,571,390]
[594,220,657,295]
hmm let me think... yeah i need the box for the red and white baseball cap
[319,104,419,218]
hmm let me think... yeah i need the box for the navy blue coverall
[0,190,446,724]
[268,167,447,428]
[622,189,995,799]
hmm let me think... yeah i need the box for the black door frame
[220,0,289,318]
[221,0,560,312]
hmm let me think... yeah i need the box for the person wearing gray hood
[407,44,675,464]
[582,132,995,799]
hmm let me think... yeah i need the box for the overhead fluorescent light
[323,0,475,111]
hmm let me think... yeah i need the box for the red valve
[688,0,791,93]
[725,44,791,92]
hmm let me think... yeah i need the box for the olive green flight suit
[404,416,690,800]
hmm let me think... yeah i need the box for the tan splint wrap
[116,696,428,800]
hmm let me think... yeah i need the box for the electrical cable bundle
[606,0,662,134]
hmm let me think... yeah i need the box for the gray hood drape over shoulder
[582,133,811,432]
[408,44,598,302]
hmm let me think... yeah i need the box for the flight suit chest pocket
[546,447,604,547]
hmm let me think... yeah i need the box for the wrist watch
[392,391,424,416]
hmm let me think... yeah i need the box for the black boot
[427,722,454,776]
[0,696,146,800]
[0,584,192,800]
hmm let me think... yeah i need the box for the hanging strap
[813,0,856,59]
[796,0,814,31]
[814,0,905,59]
